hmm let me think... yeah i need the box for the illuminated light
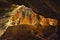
[48,18,58,26]
[0,5,58,38]
[40,18,49,27]
[12,13,21,21]
[6,5,58,27]
[20,15,30,25]
[31,12,37,25]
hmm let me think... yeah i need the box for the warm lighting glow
[6,5,58,27]
[0,5,58,38]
